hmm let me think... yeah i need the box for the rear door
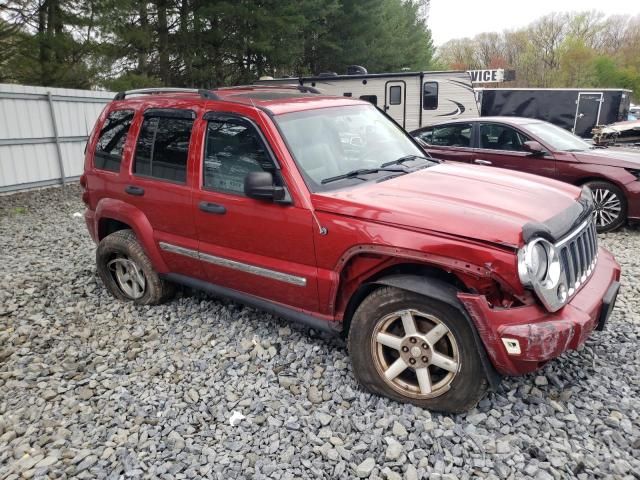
[193,112,319,310]
[385,81,406,128]
[124,108,203,279]
[476,122,556,177]
[415,122,476,163]
[574,92,603,137]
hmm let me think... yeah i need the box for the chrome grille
[558,218,598,296]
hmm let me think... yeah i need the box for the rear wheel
[586,180,627,233]
[96,229,174,305]
[348,286,488,413]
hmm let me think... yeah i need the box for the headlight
[518,238,561,288]
[518,237,565,311]
[530,242,548,282]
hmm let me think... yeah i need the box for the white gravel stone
[355,457,376,478]
[0,185,638,479]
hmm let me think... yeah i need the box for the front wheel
[348,286,488,413]
[586,180,627,233]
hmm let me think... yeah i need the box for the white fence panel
[0,83,114,192]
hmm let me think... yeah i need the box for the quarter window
[94,110,134,172]
[203,118,276,195]
[431,123,472,147]
[480,124,530,151]
[389,86,402,105]
[133,114,194,183]
[423,82,438,110]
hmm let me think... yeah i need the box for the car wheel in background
[96,229,174,305]
[348,286,488,413]
[586,180,627,233]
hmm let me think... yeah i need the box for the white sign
[468,69,504,83]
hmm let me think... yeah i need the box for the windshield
[525,122,593,152]
[275,104,430,190]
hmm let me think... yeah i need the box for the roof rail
[243,84,322,94]
[113,88,220,101]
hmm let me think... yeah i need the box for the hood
[312,163,582,247]
[573,147,640,169]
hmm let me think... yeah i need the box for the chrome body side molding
[159,241,307,287]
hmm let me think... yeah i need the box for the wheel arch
[98,217,131,240]
[575,176,625,190]
[94,198,168,273]
[349,273,501,390]
[340,261,467,334]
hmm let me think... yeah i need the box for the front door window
[480,124,529,151]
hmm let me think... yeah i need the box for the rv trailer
[256,70,479,131]
[477,88,632,137]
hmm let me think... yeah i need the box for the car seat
[288,118,341,184]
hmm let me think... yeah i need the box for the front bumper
[84,209,98,243]
[459,247,621,376]
[626,180,640,221]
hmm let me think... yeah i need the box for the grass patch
[12,207,27,215]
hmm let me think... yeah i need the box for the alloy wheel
[107,254,146,299]
[592,188,622,229]
[371,309,460,399]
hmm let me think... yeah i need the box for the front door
[574,92,603,137]
[476,122,556,178]
[193,113,319,310]
[385,81,406,128]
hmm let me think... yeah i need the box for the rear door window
[94,110,134,172]
[431,123,472,147]
[133,110,195,183]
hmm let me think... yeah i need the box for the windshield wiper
[321,167,406,184]
[380,154,432,168]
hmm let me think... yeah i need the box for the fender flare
[95,198,168,273]
[370,273,501,390]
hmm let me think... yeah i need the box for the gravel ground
[1,185,639,480]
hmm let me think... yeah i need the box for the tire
[348,286,488,413]
[585,180,627,233]
[96,229,174,305]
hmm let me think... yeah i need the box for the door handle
[125,185,145,196]
[474,159,492,165]
[199,201,226,215]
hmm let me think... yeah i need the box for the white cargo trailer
[256,71,478,131]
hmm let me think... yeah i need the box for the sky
[428,0,640,46]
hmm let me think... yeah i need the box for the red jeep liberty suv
[81,86,621,412]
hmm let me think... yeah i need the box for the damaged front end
[456,189,621,376]
[592,119,640,146]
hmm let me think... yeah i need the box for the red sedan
[411,117,640,232]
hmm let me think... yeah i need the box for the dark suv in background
[411,117,640,232]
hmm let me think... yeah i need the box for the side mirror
[244,171,287,202]
[522,140,545,156]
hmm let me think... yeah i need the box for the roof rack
[229,84,322,95]
[113,88,220,101]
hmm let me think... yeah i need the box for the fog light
[501,338,521,355]
[557,283,567,303]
